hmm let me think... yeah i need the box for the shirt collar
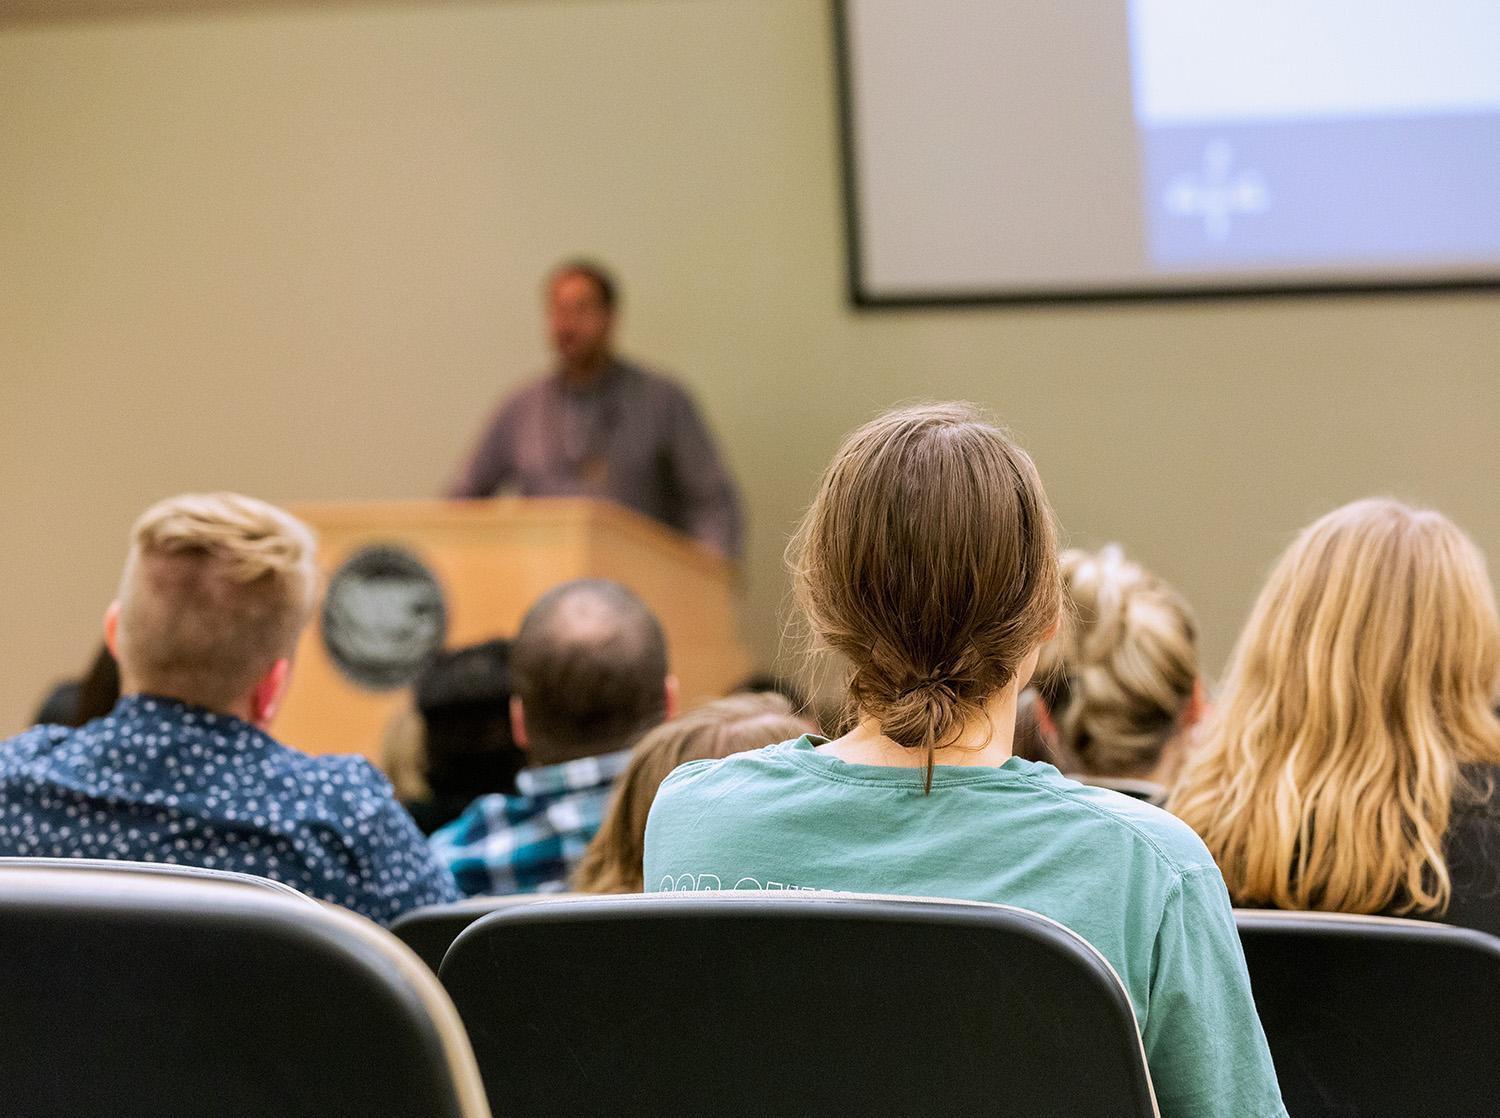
[516,747,634,798]
[552,358,623,398]
[110,693,251,732]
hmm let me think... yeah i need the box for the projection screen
[836,0,1500,303]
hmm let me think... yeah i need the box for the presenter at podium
[448,260,743,560]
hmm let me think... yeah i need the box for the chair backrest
[0,855,320,902]
[0,861,491,1118]
[391,893,571,974]
[440,891,1159,1118]
[1236,909,1500,1118]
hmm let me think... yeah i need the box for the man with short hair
[429,578,676,896]
[0,493,458,925]
[447,260,744,559]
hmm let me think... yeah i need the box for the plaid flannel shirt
[427,748,633,896]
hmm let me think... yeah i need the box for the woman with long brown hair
[1168,499,1500,932]
[644,403,1286,1118]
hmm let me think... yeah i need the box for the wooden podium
[271,498,752,763]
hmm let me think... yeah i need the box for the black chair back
[440,891,1158,1118]
[1237,910,1500,1118]
[0,860,491,1118]
[392,893,570,974]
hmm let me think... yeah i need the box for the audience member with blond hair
[573,692,810,894]
[0,493,457,924]
[1032,545,1205,803]
[1168,499,1500,935]
[645,403,1286,1118]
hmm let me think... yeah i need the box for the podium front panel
[271,498,750,763]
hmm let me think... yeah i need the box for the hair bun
[1036,546,1196,777]
[877,679,963,754]
[789,403,1062,789]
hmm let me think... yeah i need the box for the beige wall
[3,0,1498,740]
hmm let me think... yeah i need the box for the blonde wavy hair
[1035,546,1198,778]
[573,692,809,894]
[117,493,319,711]
[1168,499,1500,915]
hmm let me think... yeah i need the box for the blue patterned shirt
[0,695,458,925]
[429,748,633,896]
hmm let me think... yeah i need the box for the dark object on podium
[409,639,525,828]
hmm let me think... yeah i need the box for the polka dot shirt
[0,695,458,925]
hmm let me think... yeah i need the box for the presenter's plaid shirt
[427,748,633,896]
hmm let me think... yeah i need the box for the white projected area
[839,0,1500,302]
[1129,0,1500,125]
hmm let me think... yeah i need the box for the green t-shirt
[643,736,1287,1118]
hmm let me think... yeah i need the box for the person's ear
[663,675,680,721]
[510,695,531,750]
[249,658,293,730]
[1032,696,1059,742]
[1014,641,1046,691]
[1179,677,1209,733]
[103,601,122,659]
[1014,613,1062,693]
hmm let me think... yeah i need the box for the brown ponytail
[789,403,1061,789]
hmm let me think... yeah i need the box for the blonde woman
[1169,499,1500,935]
[1032,546,1205,803]
[645,403,1286,1118]
[572,693,810,894]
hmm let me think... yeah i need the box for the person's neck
[1142,733,1188,788]
[558,352,613,389]
[819,684,1020,768]
[529,740,628,768]
[119,679,258,728]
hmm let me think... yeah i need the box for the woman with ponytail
[644,403,1285,1118]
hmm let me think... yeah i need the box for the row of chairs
[399,894,1500,1118]
[3,858,1498,1117]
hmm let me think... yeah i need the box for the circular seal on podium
[321,545,448,691]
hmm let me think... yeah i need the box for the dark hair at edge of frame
[548,258,619,311]
[509,578,668,757]
[788,401,1062,792]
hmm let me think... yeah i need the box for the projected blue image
[1159,138,1268,243]
[1127,0,1500,270]
[1141,118,1500,267]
